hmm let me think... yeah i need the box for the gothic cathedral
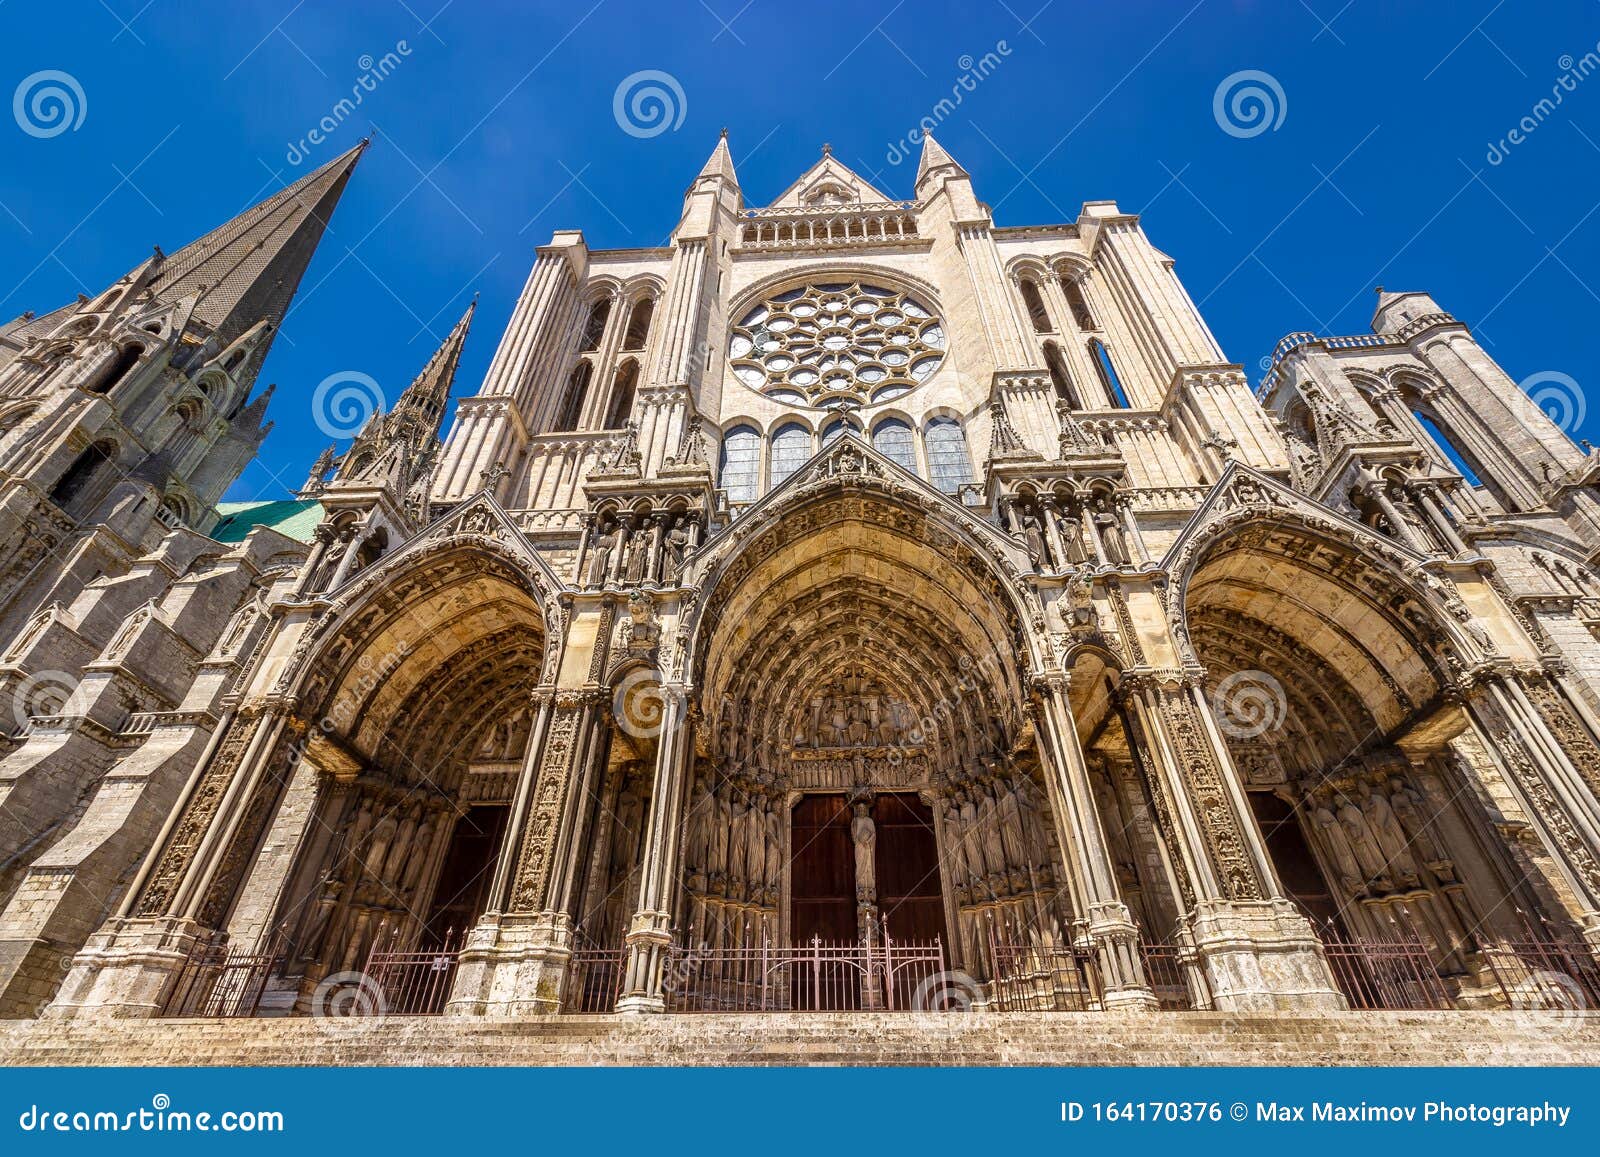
[2,132,1600,1029]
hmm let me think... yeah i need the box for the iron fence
[1317,935,1455,1010]
[1480,938,1600,1011]
[987,941,1101,1012]
[361,930,462,1015]
[160,938,284,1018]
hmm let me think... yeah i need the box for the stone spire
[144,141,367,380]
[697,129,740,188]
[915,132,967,191]
[384,297,476,456]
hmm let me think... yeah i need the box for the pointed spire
[143,141,366,379]
[697,129,739,186]
[916,132,966,189]
[388,298,476,451]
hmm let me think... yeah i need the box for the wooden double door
[788,792,947,944]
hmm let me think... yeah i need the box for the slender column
[1468,674,1600,943]
[617,688,691,1013]
[1124,672,1343,1011]
[1031,675,1154,1008]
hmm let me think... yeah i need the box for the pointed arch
[1044,341,1081,408]
[621,296,655,351]
[603,359,640,430]
[1090,338,1130,408]
[554,362,591,432]
[579,298,611,353]
[1019,278,1052,334]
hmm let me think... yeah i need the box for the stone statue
[1018,505,1049,569]
[588,516,619,587]
[1360,782,1420,888]
[1309,798,1364,892]
[851,802,877,902]
[1334,793,1390,888]
[1092,497,1129,565]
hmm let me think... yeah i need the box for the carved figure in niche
[846,698,871,746]
[1013,775,1048,866]
[661,514,691,584]
[1387,776,1449,867]
[1308,797,1365,892]
[764,804,783,896]
[977,784,1006,879]
[623,513,650,583]
[1446,596,1496,655]
[1055,501,1089,566]
[1359,781,1419,888]
[1017,503,1049,569]
[711,787,732,880]
[851,801,877,902]
[1064,575,1097,637]
[626,591,661,656]
[1334,793,1390,889]
[685,768,713,874]
[588,514,620,587]
[1091,497,1129,565]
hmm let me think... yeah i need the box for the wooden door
[789,794,857,942]
[873,793,948,944]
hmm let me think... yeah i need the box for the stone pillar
[1124,672,1344,1011]
[1465,673,1600,945]
[1031,675,1155,1009]
[446,689,605,1015]
[617,687,691,1013]
[49,702,304,1018]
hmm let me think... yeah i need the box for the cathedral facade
[2,132,1600,1026]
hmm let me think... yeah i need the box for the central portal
[788,792,947,945]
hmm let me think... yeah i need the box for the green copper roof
[210,499,325,544]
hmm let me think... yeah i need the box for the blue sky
[1,0,1598,503]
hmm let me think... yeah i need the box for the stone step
[2,1011,1597,1066]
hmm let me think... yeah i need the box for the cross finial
[719,126,728,139]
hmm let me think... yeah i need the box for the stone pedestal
[1084,902,1159,1011]
[616,909,673,1015]
[444,910,574,1016]
[1184,899,1346,1012]
[46,916,211,1020]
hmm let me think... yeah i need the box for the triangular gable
[766,152,900,209]
[1160,462,1430,582]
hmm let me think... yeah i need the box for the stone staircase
[2,1011,1597,1066]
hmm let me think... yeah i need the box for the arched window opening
[1060,277,1097,331]
[1020,279,1052,334]
[1090,339,1130,408]
[1044,342,1081,408]
[87,344,143,394]
[579,298,611,353]
[621,297,655,351]
[769,422,812,488]
[50,440,116,509]
[1412,409,1485,488]
[719,425,761,504]
[555,362,591,431]
[872,418,917,474]
[821,418,858,446]
[603,360,639,430]
[925,417,974,494]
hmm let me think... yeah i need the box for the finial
[1374,285,1384,294]
[719,126,728,139]
[821,142,832,157]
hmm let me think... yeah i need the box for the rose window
[728,282,946,407]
